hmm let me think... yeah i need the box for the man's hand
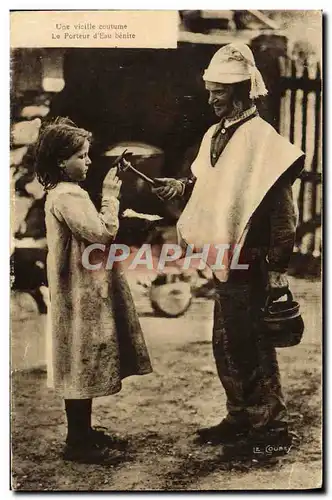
[151,178,184,201]
[267,271,289,300]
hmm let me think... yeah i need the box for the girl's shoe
[63,441,110,464]
[63,432,125,464]
[89,427,128,450]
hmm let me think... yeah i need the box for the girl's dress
[45,181,152,399]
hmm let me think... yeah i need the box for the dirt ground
[11,275,322,491]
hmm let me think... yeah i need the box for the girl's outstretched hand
[103,167,122,199]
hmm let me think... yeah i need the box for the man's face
[205,81,234,118]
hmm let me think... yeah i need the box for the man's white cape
[176,116,304,281]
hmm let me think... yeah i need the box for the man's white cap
[203,43,268,99]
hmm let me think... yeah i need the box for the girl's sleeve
[52,187,119,244]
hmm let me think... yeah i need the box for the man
[152,43,304,454]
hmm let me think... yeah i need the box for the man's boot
[197,414,251,444]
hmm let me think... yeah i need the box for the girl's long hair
[34,117,92,190]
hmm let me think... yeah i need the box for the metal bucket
[261,290,304,348]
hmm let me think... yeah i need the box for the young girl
[34,117,152,463]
